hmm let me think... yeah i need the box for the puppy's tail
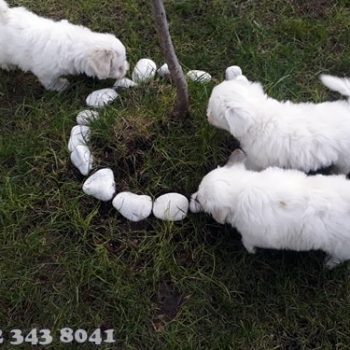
[320,74,350,98]
[0,0,9,18]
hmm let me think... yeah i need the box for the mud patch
[291,0,331,18]
[152,281,183,332]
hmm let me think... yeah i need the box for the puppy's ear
[86,49,114,79]
[224,102,253,137]
[227,149,246,167]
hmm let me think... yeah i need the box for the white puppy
[0,0,129,91]
[192,149,350,269]
[208,68,350,173]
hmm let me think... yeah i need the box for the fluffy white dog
[191,149,350,269]
[0,0,129,91]
[207,68,350,173]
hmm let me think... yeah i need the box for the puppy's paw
[0,63,16,71]
[243,240,256,254]
[324,255,341,269]
[41,77,70,92]
[50,78,70,92]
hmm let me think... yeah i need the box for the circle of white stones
[67,58,230,223]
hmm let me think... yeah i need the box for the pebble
[113,192,153,222]
[153,193,189,221]
[68,125,91,152]
[76,110,99,125]
[70,144,93,176]
[132,58,157,83]
[113,77,138,89]
[157,63,170,78]
[187,70,212,83]
[189,192,203,213]
[86,88,118,108]
[83,168,115,201]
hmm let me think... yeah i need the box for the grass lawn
[1,0,350,348]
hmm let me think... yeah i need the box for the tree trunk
[152,0,189,119]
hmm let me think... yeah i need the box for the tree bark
[152,0,189,119]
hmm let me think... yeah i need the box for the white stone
[83,168,115,201]
[153,193,189,221]
[70,144,93,176]
[113,77,138,89]
[86,88,118,108]
[225,65,243,80]
[157,63,170,78]
[68,125,91,152]
[132,58,157,83]
[187,70,212,83]
[76,110,99,125]
[113,192,153,222]
[189,192,203,213]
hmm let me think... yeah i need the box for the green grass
[2,0,350,348]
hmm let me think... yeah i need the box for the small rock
[113,192,153,222]
[157,63,170,78]
[83,168,115,201]
[86,88,118,108]
[113,77,138,89]
[225,65,243,80]
[187,70,211,83]
[132,58,157,83]
[68,125,91,152]
[189,192,203,213]
[153,193,189,221]
[76,110,99,125]
[70,144,93,176]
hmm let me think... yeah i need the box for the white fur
[0,0,129,91]
[193,150,350,268]
[225,65,242,80]
[320,74,350,97]
[208,68,350,173]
